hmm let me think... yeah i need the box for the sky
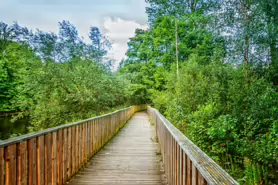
[0,0,149,67]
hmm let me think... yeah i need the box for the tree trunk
[270,41,278,85]
[244,36,249,66]
[175,19,179,77]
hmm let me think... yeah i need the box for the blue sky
[0,0,149,66]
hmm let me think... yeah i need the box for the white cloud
[102,17,148,69]
[0,0,148,70]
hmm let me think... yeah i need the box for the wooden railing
[148,106,238,185]
[0,105,146,185]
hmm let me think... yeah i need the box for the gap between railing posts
[147,106,238,185]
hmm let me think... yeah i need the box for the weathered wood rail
[148,106,238,185]
[0,105,146,185]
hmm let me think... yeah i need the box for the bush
[154,56,278,183]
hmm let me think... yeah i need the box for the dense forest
[0,0,277,184]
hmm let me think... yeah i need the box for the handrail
[0,105,146,185]
[147,106,238,185]
[0,106,137,148]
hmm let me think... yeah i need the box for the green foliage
[119,1,278,183]
[0,21,130,134]
[146,0,218,25]
[120,5,278,181]
[1,1,278,184]
[159,58,278,183]
[15,59,128,131]
[0,42,37,112]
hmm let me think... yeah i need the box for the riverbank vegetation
[0,0,277,184]
[0,21,132,132]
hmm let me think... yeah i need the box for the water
[0,116,29,140]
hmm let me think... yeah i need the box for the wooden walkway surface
[68,111,165,185]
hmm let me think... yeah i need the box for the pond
[0,115,29,140]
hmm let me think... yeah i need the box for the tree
[0,42,38,112]
[0,22,16,56]
[145,0,218,25]
[88,26,111,62]
[32,31,58,61]
[0,22,38,112]
[58,20,84,61]
[257,0,278,84]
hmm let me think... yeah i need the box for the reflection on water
[0,116,29,140]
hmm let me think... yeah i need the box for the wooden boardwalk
[68,111,165,185]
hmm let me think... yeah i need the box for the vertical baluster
[176,143,180,185]
[17,141,27,185]
[84,123,87,163]
[182,152,187,185]
[97,119,99,151]
[198,172,207,185]
[93,120,95,154]
[85,122,87,161]
[171,136,174,185]
[57,130,63,185]
[97,119,100,150]
[175,142,177,185]
[37,136,44,185]
[79,124,82,168]
[52,132,57,185]
[170,135,173,185]
[75,125,79,171]
[67,127,72,179]
[87,121,90,158]
[45,133,52,185]
[6,144,17,185]
[63,128,67,184]
[89,121,92,157]
[169,128,172,184]
[28,138,37,185]
[102,117,104,146]
[186,156,192,185]
[96,119,99,151]
[164,121,168,182]
[168,131,171,184]
[0,147,4,185]
[82,123,85,165]
[192,166,197,185]
[76,125,79,170]
[105,117,107,142]
[103,117,105,144]
[179,146,183,185]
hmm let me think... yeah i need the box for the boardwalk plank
[68,112,165,185]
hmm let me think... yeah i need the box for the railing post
[0,147,4,185]
[71,127,76,175]
[63,128,67,184]
[67,127,71,179]
[37,135,45,185]
[57,130,63,185]
[17,141,27,185]
[52,132,57,185]
[6,144,17,185]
